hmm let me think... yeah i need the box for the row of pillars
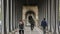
[1,0,18,34]
[38,0,59,34]
[1,0,59,34]
[47,0,59,34]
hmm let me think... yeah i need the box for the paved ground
[15,26,43,34]
[14,26,53,34]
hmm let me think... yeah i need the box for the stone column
[47,0,51,32]
[1,0,4,34]
[55,0,59,34]
[45,0,48,21]
[45,0,48,30]
[6,0,9,34]
[10,0,13,31]
[12,0,15,30]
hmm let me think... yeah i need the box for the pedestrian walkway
[8,26,53,34]
[15,26,43,34]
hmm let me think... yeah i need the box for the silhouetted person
[28,16,35,31]
[30,19,35,31]
[41,18,47,34]
[19,20,24,34]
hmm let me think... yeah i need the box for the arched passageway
[22,6,39,27]
[25,11,36,26]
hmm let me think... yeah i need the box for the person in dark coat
[41,18,47,34]
[28,16,35,31]
[30,19,35,31]
[19,20,24,34]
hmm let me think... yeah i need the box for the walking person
[30,19,35,31]
[28,16,35,31]
[41,18,47,34]
[19,20,24,34]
